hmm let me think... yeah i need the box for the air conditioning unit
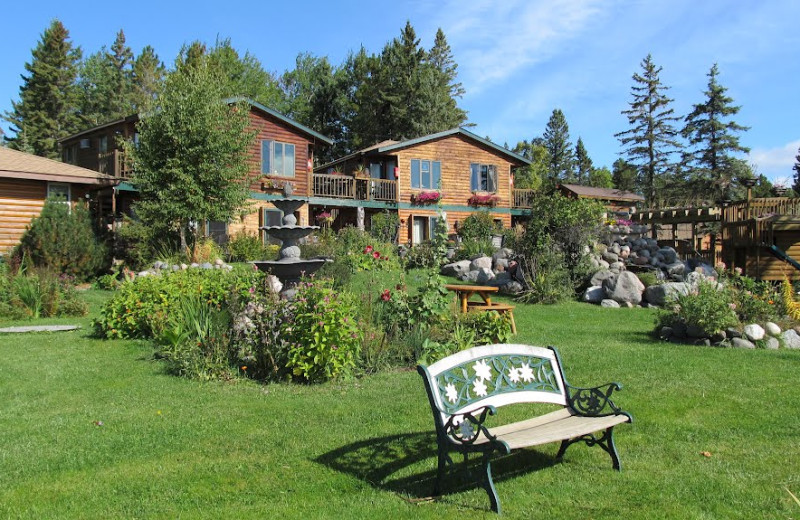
[79,138,90,149]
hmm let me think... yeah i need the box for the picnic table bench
[444,284,517,334]
[417,343,632,513]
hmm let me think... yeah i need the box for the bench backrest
[418,344,568,430]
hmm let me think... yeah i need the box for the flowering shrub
[377,270,449,336]
[93,266,263,339]
[467,193,499,206]
[658,280,738,336]
[615,218,633,227]
[316,211,334,225]
[412,191,443,204]
[343,244,400,273]
[0,266,88,319]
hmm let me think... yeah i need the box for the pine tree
[3,19,82,158]
[542,109,575,186]
[107,30,134,117]
[419,28,467,133]
[682,64,750,203]
[575,137,593,184]
[615,54,681,206]
[791,146,800,194]
[131,46,166,111]
[612,158,638,192]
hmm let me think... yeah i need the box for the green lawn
[1,290,799,519]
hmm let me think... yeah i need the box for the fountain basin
[251,257,331,279]
[260,226,318,243]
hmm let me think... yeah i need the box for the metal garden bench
[417,344,632,513]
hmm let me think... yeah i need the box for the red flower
[373,251,380,259]
[364,245,373,253]
[380,289,391,301]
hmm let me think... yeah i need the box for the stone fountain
[252,194,329,299]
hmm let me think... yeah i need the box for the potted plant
[353,164,369,178]
[468,193,499,207]
[412,191,443,204]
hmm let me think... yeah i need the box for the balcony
[312,174,397,202]
[512,189,536,208]
[97,150,133,178]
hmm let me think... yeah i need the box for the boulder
[644,282,690,306]
[488,272,511,286]
[476,268,495,284]
[619,246,631,259]
[494,258,509,271]
[598,259,610,269]
[500,281,524,295]
[659,326,673,339]
[743,324,765,342]
[470,256,493,271]
[600,299,620,308]
[441,260,472,277]
[602,251,619,263]
[732,337,756,349]
[609,243,621,255]
[686,324,706,338]
[461,270,480,283]
[583,286,606,304]
[765,322,781,336]
[590,269,615,287]
[665,262,686,276]
[765,337,780,350]
[603,271,645,305]
[781,329,800,349]
[200,262,213,269]
[633,256,650,266]
[214,258,224,266]
[725,327,742,339]
[659,247,678,264]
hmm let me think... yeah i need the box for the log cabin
[313,128,532,245]
[0,147,115,255]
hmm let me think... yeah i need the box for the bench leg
[433,446,452,496]
[555,427,622,471]
[481,452,502,514]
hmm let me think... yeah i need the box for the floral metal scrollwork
[567,383,623,417]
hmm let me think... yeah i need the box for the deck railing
[97,150,132,178]
[723,198,800,223]
[512,189,536,208]
[312,174,397,202]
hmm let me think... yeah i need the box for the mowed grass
[1,290,799,519]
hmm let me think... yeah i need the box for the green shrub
[636,271,662,288]
[420,310,513,364]
[369,211,399,243]
[0,267,87,319]
[377,270,450,338]
[458,211,495,242]
[93,266,263,339]
[657,280,738,336]
[455,238,495,261]
[14,200,108,281]
[226,231,267,262]
[404,242,439,269]
[516,240,574,304]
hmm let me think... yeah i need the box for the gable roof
[226,97,334,145]
[559,183,644,202]
[317,128,531,171]
[0,147,114,185]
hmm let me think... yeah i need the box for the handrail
[313,173,397,202]
[512,189,536,208]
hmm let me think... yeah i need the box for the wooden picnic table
[444,284,499,313]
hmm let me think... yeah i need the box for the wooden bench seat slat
[485,412,631,450]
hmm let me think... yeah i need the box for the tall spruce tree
[76,30,135,125]
[575,137,593,184]
[131,45,166,112]
[681,64,750,203]
[615,54,681,206]
[419,28,467,133]
[542,109,575,186]
[793,146,800,194]
[3,19,82,158]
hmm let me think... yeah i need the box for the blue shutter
[470,163,478,191]
[261,140,272,174]
[432,161,441,189]
[411,159,421,188]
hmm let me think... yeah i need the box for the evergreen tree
[107,30,134,117]
[615,54,681,206]
[542,109,574,185]
[383,21,426,139]
[126,56,254,250]
[3,19,82,158]
[612,158,638,192]
[419,28,467,133]
[574,137,593,184]
[131,46,166,111]
[512,140,549,191]
[205,39,285,109]
[792,146,800,194]
[681,64,750,203]
[76,30,135,125]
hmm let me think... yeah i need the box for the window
[262,140,296,177]
[47,182,71,203]
[205,221,228,246]
[470,163,498,192]
[63,145,77,164]
[99,135,108,153]
[410,215,439,245]
[410,159,441,189]
[262,208,283,245]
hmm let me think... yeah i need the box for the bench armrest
[566,382,628,418]
[442,405,500,446]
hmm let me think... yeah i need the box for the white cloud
[749,140,800,180]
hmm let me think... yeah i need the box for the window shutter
[432,161,441,190]
[488,165,497,192]
[470,164,478,191]
[411,160,421,188]
[261,140,272,174]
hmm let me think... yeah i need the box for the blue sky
[3,0,799,184]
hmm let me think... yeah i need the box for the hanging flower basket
[468,193,499,207]
[316,211,334,225]
[412,191,443,204]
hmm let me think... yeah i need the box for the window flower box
[468,193,499,207]
[412,191,443,204]
[261,177,294,193]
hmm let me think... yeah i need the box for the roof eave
[226,97,334,146]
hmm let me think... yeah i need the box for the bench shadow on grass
[315,431,559,509]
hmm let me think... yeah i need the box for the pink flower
[734,267,743,276]
[373,251,380,259]
[364,245,373,253]
[380,289,391,301]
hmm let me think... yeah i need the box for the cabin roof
[0,147,115,185]
[559,183,645,202]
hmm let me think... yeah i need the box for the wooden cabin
[59,98,333,244]
[558,184,645,213]
[313,128,532,245]
[0,147,115,255]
